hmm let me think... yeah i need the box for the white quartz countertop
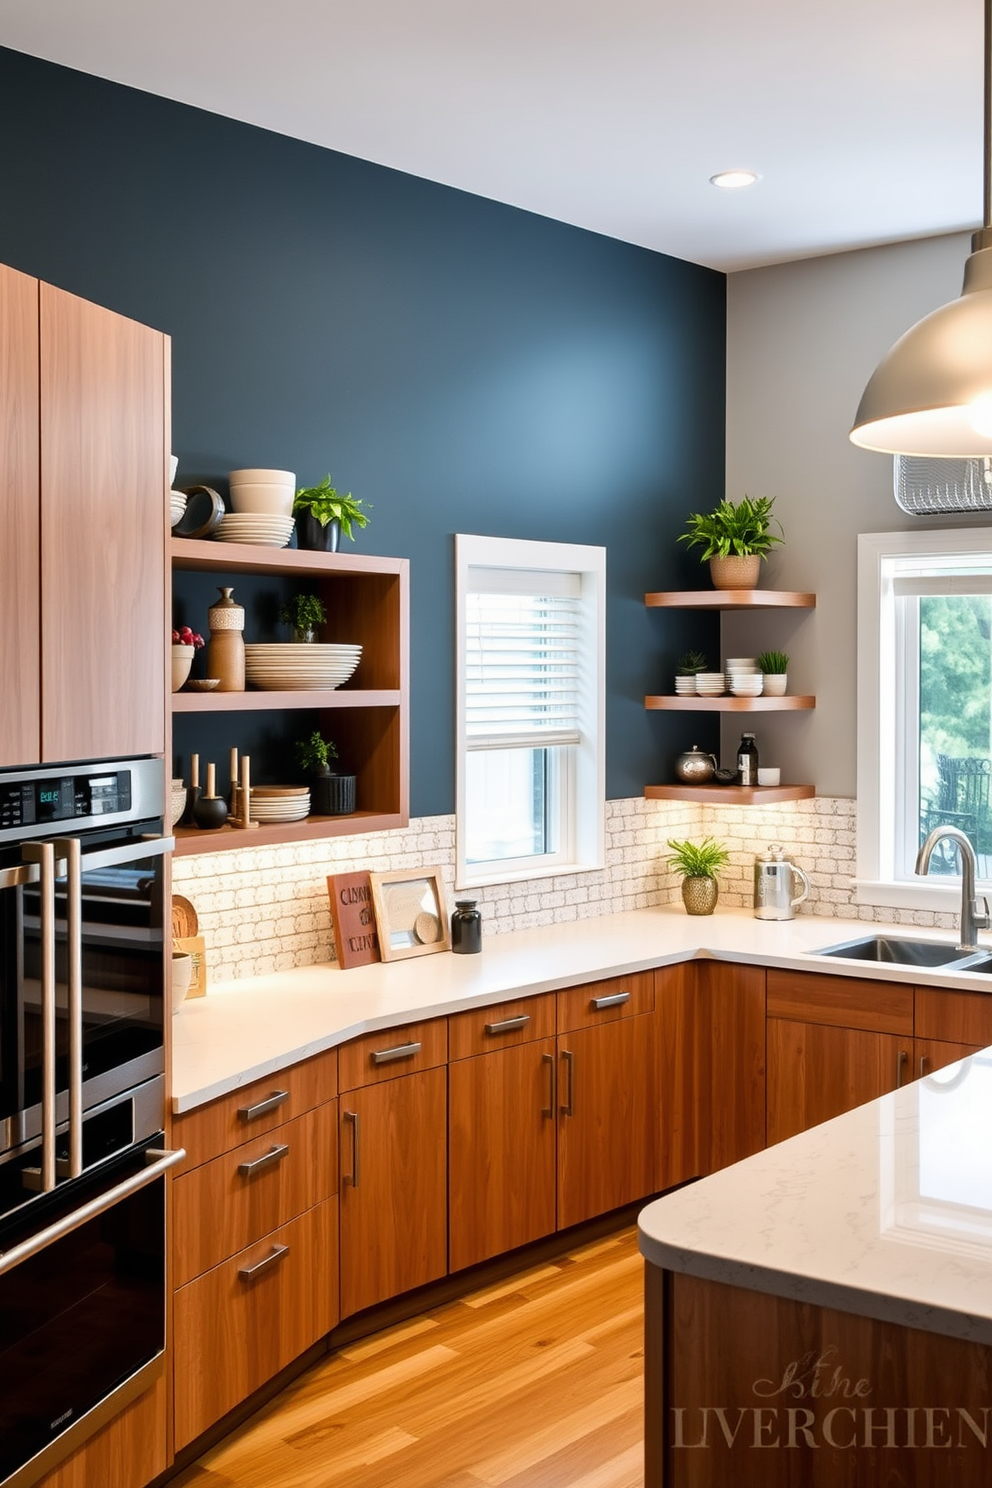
[171,904,992,1114]
[638,1046,992,1344]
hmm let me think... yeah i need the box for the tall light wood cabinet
[0,263,169,768]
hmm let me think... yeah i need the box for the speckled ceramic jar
[681,876,719,916]
[206,586,245,692]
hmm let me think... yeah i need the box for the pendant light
[850,0,992,457]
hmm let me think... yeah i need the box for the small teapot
[674,744,718,784]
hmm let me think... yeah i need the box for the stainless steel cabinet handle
[896,1049,909,1088]
[560,1049,574,1117]
[591,991,630,1010]
[485,1015,531,1035]
[919,1055,930,1079]
[237,1143,290,1178]
[54,838,83,1179]
[238,1090,289,1122]
[371,1041,421,1065]
[0,1147,186,1277]
[78,835,174,872]
[542,1052,555,1118]
[238,1243,289,1282]
[0,862,39,890]
[344,1110,360,1187]
[22,843,56,1193]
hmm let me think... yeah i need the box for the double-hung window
[858,528,992,907]
[455,534,605,888]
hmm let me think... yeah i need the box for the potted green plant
[666,836,730,916]
[678,495,784,591]
[293,474,371,552]
[756,649,789,697]
[295,729,356,815]
[279,592,327,643]
[675,648,708,696]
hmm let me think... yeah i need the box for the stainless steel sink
[814,936,972,968]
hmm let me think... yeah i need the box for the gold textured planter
[681,876,719,916]
[709,554,760,591]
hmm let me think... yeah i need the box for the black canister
[451,898,482,954]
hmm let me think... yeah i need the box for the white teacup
[757,767,781,787]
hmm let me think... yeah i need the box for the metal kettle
[753,844,810,921]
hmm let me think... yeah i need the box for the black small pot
[192,794,229,831]
[310,772,356,815]
[296,513,341,552]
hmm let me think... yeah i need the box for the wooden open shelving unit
[170,537,409,856]
[645,587,816,805]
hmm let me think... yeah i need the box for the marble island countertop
[171,904,992,1114]
[638,1043,992,1344]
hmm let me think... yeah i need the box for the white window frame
[856,526,992,912]
[455,533,606,890]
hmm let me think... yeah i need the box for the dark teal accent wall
[0,47,725,815]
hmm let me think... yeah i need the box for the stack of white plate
[726,656,762,697]
[695,672,725,696]
[170,491,187,527]
[248,786,311,823]
[244,642,362,690]
[215,513,295,547]
[674,676,697,695]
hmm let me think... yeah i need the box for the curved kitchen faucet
[915,825,991,952]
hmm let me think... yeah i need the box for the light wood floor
[174,1227,645,1488]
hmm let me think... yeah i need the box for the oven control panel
[0,770,132,831]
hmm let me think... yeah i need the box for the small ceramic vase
[206,587,245,692]
[708,554,760,591]
[681,876,719,916]
[762,673,788,696]
[310,772,356,815]
[296,513,341,552]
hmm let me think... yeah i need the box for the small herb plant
[293,475,371,540]
[678,496,784,560]
[279,593,326,636]
[295,730,339,774]
[756,649,789,674]
[172,625,204,649]
[676,649,708,676]
[666,836,730,880]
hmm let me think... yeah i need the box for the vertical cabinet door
[448,1038,557,1273]
[0,264,41,767]
[767,1019,913,1145]
[557,1013,656,1232]
[692,962,767,1177]
[40,282,167,763]
[339,1066,447,1318]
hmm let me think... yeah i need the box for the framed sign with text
[327,871,381,969]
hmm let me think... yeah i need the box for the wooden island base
[646,1267,992,1488]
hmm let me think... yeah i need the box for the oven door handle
[54,838,83,1178]
[21,842,57,1193]
[74,835,174,873]
[0,1146,186,1277]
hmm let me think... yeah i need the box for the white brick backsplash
[172,793,962,981]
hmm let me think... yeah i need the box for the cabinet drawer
[915,987,992,1047]
[448,993,555,1060]
[338,1018,447,1090]
[172,1047,338,1170]
[172,1102,337,1287]
[766,968,914,1035]
[173,1196,338,1451]
[557,970,654,1033]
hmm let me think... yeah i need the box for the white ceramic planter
[762,673,787,695]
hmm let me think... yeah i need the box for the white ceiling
[0,0,983,271]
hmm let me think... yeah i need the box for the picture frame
[369,867,451,962]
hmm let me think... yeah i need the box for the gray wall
[723,231,990,797]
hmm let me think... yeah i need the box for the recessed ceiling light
[709,170,759,190]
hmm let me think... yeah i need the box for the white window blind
[465,567,582,752]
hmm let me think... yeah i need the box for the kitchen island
[638,1043,992,1487]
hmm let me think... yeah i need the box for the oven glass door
[0,1139,177,1488]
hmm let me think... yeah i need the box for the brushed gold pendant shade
[850,0,992,457]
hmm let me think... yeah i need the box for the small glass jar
[451,898,482,954]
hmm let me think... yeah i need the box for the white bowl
[229,483,295,517]
[172,952,193,1013]
[170,491,188,526]
[725,658,757,668]
[228,468,295,488]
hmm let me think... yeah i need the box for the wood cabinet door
[915,1037,981,1083]
[0,263,41,767]
[339,1066,447,1318]
[692,962,767,1177]
[34,1374,166,1488]
[767,1018,913,1145]
[449,1038,556,1272]
[557,1013,656,1231]
[40,282,167,763]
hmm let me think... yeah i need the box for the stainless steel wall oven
[0,757,181,1487]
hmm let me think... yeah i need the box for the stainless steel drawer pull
[561,1049,575,1117]
[238,1090,290,1122]
[344,1110,360,1187]
[238,1243,290,1282]
[591,991,630,1010]
[237,1143,290,1178]
[485,1015,531,1035]
[542,1052,555,1118]
[371,1041,422,1065]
